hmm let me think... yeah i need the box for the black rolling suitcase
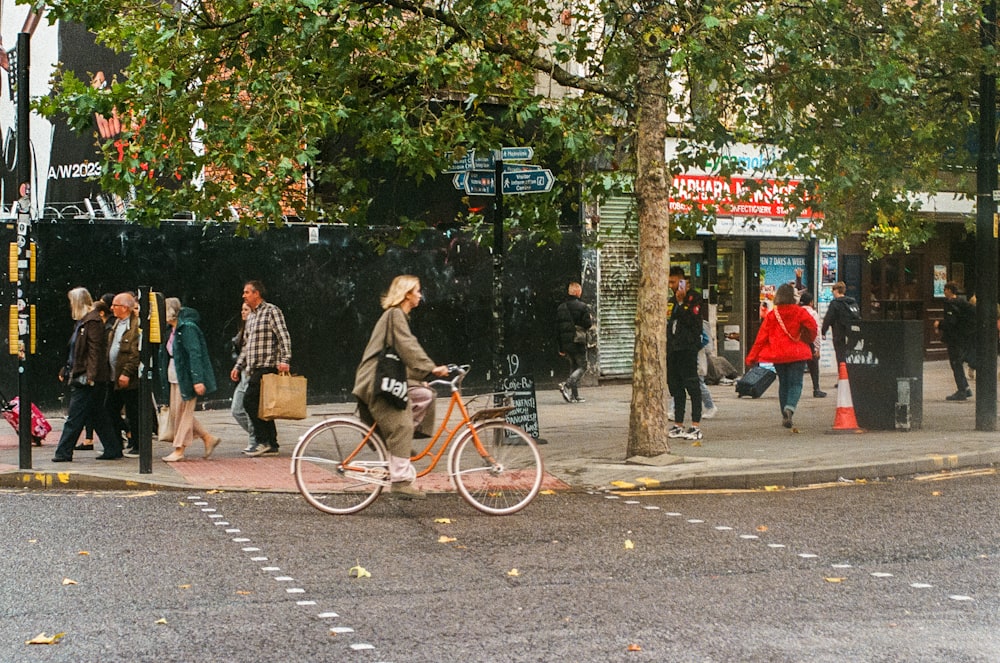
[735,366,776,398]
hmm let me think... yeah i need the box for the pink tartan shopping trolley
[0,389,52,446]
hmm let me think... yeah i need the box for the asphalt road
[3,472,998,662]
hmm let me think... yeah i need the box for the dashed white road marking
[188,493,373,656]
[595,490,978,607]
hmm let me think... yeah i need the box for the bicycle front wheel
[450,421,543,515]
[293,417,388,515]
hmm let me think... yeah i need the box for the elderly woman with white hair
[51,287,123,462]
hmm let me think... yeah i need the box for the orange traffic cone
[829,362,863,433]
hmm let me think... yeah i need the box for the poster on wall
[816,240,838,371]
[0,5,129,217]
[821,249,838,285]
[759,254,807,318]
[933,264,947,297]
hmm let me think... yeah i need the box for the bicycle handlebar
[428,364,470,391]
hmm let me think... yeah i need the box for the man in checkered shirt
[230,280,291,456]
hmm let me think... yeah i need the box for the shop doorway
[716,247,745,368]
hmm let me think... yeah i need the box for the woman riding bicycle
[352,275,449,500]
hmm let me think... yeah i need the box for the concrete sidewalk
[1,360,998,493]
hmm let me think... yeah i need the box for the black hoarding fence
[0,220,585,413]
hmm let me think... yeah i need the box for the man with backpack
[821,281,860,365]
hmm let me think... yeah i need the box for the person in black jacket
[667,266,704,441]
[555,282,593,403]
[935,281,976,400]
[821,281,859,364]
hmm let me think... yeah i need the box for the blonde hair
[165,297,182,322]
[67,287,94,321]
[381,275,420,310]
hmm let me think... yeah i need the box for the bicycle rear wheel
[450,421,543,515]
[292,417,388,514]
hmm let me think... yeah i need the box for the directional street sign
[443,151,475,173]
[500,146,533,161]
[464,172,496,195]
[501,169,554,195]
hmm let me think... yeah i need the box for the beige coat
[352,307,437,456]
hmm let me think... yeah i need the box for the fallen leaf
[627,643,642,652]
[206,489,222,494]
[507,569,520,577]
[178,584,191,589]
[540,489,556,495]
[438,536,457,544]
[856,478,867,484]
[791,427,800,433]
[61,578,77,586]
[931,491,942,496]
[28,539,37,543]
[236,590,252,595]
[433,518,452,524]
[691,440,702,447]
[764,486,782,492]
[26,632,65,645]
[78,551,90,556]
[756,525,768,532]
[349,563,371,579]
[155,618,168,625]
[624,539,634,550]
[824,577,846,583]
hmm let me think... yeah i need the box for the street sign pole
[15,31,31,469]
[492,155,505,388]
[975,0,998,431]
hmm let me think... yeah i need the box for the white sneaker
[667,425,686,438]
[683,427,703,441]
[702,406,718,419]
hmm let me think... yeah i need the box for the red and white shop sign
[670,174,821,219]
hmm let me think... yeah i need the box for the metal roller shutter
[597,193,638,378]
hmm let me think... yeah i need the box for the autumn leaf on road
[824,577,846,583]
[349,563,371,579]
[756,525,768,532]
[624,540,635,550]
[540,490,555,495]
[26,632,64,645]
[78,551,90,556]
[507,569,520,577]
[433,518,452,524]
[61,578,77,586]
[438,536,457,544]
[627,643,642,652]
[155,618,168,625]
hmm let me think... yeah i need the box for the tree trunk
[626,56,672,458]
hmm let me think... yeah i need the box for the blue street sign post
[500,146,533,161]
[442,147,554,397]
[501,169,554,195]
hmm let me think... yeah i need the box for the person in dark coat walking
[51,287,124,462]
[555,282,594,403]
[821,281,859,365]
[935,281,976,401]
[667,266,705,441]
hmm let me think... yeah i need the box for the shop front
[595,196,824,377]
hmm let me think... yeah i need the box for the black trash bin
[845,320,923,430]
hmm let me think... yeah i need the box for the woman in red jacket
[746,283,818,429]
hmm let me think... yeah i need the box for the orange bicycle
[290,365,543,515]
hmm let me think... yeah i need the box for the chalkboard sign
[497,374,540,440]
